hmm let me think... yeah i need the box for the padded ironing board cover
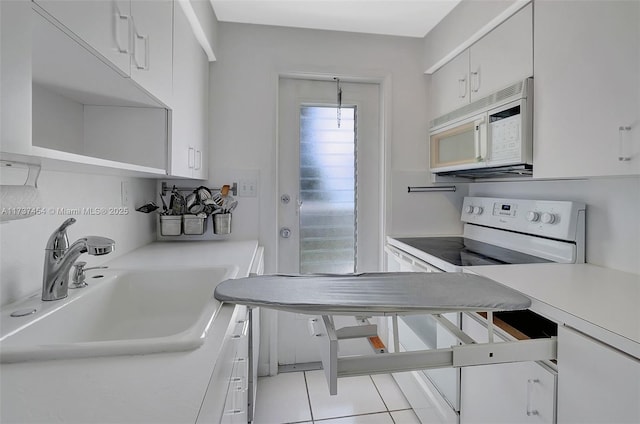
[214,272,531,315]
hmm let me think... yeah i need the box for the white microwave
[429,78,533,175]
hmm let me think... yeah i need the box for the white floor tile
[391,409,422,424]
[316,412,394,424]
[253,372,311,424]
[371,374,412,411]
[306,370,387,420]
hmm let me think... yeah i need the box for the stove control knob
[526,211,540,222]
[473,206,484,215]
[465,205,474,214]
[541,212,557,224]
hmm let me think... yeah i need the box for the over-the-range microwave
[429,78,533,175]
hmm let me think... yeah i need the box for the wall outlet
[238,179,257,197]
[121,181,130,206]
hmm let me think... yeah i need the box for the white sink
[0,266,239,363]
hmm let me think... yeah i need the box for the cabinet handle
[471,70,480,93]
[131,17,149,71]
[526,378,540,416]
[458,77,467,98]
[134,33,149,70]
[619,126,632,161]
[188,147,195,169]
[114,13,130,54]
[195,150,202,170]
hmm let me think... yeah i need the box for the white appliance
[385,196,586,421]
[429,79,533,176]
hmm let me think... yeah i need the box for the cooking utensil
[186,192,197,210]
[196,186,212,201]
[135,202,159,213]
[159,193,169,214]
[170,186,186,215]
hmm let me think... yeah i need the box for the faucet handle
[46,218,77,251]
[70,261,107,289]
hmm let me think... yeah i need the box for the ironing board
[214,273,556,395]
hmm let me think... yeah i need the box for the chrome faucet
[42,218,115,301]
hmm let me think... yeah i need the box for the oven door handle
[474,117,486,162]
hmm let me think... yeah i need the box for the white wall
[208,22,466,274]
[0,170,157,306]
[469,176,640,274]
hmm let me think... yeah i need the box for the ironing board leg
[392,314,400,353]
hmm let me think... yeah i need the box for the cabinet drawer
[197,306,249,424]
[461,312,557,424]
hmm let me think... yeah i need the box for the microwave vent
[430,78,531,129]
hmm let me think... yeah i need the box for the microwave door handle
[474,118,485,161]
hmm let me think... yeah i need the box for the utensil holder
[183,214,208,235]
[159,215,182,236]
[213,213,232,235]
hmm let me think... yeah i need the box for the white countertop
[465,263,640,359]
[0,240,259,423]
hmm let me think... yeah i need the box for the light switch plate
[238,179,257,197]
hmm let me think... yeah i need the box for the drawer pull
[526,378,540,416]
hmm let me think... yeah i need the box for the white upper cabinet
[170,1,209,179]
[431,50,469,119]
[533,0,640,178]
[468,3,532,100]
[430,3,533,119]
[33,0,132,76]
[32,0,173,106]
[129,0,173,106]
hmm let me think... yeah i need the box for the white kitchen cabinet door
[1,0,32,156]
[33,0,131,76]
[129,0,173,107]
[170,1,209,179]
[469,3,532,100]
[431,50,470,119]
[460,314,556,424]
[430,4,533,120]
[534,0,640,178]
[557,326,640,424]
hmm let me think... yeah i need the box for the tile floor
[253,370,421,424]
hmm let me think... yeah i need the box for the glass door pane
[299,106,356,274]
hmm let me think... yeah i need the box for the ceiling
[209,0,462,38]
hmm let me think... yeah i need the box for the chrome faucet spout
[42,220,115,301]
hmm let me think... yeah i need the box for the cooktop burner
[395,237,551,267]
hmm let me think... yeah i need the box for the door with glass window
[276,77,382,364]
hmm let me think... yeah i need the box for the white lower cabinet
[557,326,640,424]
[198,306,253,424]
[460,313,556,424]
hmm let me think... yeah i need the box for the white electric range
[385,196,586,420]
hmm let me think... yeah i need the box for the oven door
[385,245,461,416]
[430,114,488,173]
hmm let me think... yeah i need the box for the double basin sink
[0,265,239,363]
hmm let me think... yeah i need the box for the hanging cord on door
[334,77,342,128]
